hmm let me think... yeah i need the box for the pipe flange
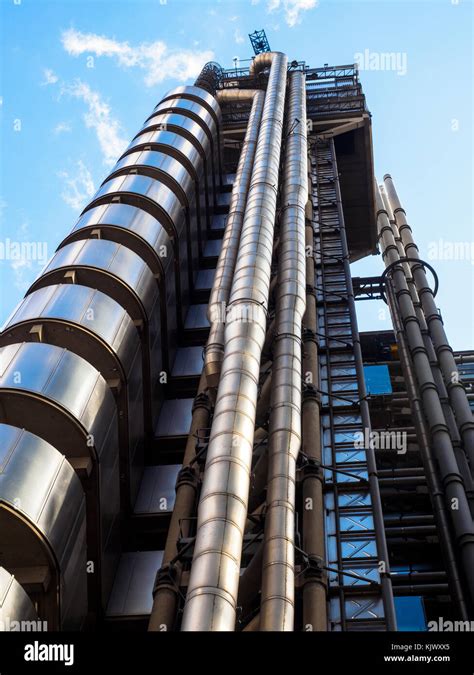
[192,391,211,413]
[302,328,319,345]
[152,563,179,597]
[175,466,199,491]
[304,555,326,583]
[303,383,321,403]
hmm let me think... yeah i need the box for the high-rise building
[1,44,473,633]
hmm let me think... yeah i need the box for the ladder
[310,138,388,631]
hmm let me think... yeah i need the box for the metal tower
[0,49,473,634]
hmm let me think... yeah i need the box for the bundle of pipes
[383,176,474,475]
[379,185,474,509]
[149,87,265,633]
[181,52,289,631]
[375,181,474,608]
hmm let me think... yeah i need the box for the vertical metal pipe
[376,182,474,605]
[148,372,210,631]
[181,52,288,631]
[259,71,308,631]
[332,145,397,630]
[301,192,327,631]
[385,278,469,619]
[383,175,474,472]
[205,90,265,387]
[380,185,474,509]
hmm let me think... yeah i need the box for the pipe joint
[152,563,179,598]
[176,466,199,492]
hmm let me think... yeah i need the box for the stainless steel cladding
[0,566,39,629]
[60,202,179,363]
[27,239,162,433]
[0,284,144,509]
[123,129,210,235]
[181,52,288,632]
[85,173,190,319]
[259,70,308,631]
[105,150,200,287]
[0,343,120,610]
[0,76,222,631]
[205,89,265,387]
[0,425,87,629]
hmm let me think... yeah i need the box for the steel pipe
[205,90,265,387]
[376,182,474,606]
[259,70,308,631]
[181,52,288,631]
[384,175,474,472]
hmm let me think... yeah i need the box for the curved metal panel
[0,567,38,628]
[84,174,185,242]
[122,130,201,179]
[58,204,178,369]
[133,113,210,160]
[106,150,194,206]
[161,85,222,126]
[0,424,87,629]
[1,284,145,508]
[147,99,216,143]
[26,240,168,433]
[29,240,157,323]
[2,284,139,378]
[0,343,120,610]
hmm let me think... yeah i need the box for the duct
[148,372,210,631]
[181,52,288,631]
[259,70,308,631]
[204,89,265,387]
[249,52,275,77]
[375,183,474,605]
[0,283,144,510]
[59,202,178,364]
[0,343,121,611]
[0,424,87,629]
[27,239,163,434]
[0,566,38,629]
[383,175,474,473]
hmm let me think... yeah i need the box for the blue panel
[363,364,392,395]
[395,596,427,631]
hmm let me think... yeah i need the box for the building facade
[1,48,473,632]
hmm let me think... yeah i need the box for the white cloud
[61,28,214,87]
[234,29,245,45]
[54,121,72,134]
[58,160,95,211]
[41,68,58,85]
[61,80,127,165]
[267,0,318,27]
[10,257,33,292]
[229,15,239,21]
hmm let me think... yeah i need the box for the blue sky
[1,0,472,348]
